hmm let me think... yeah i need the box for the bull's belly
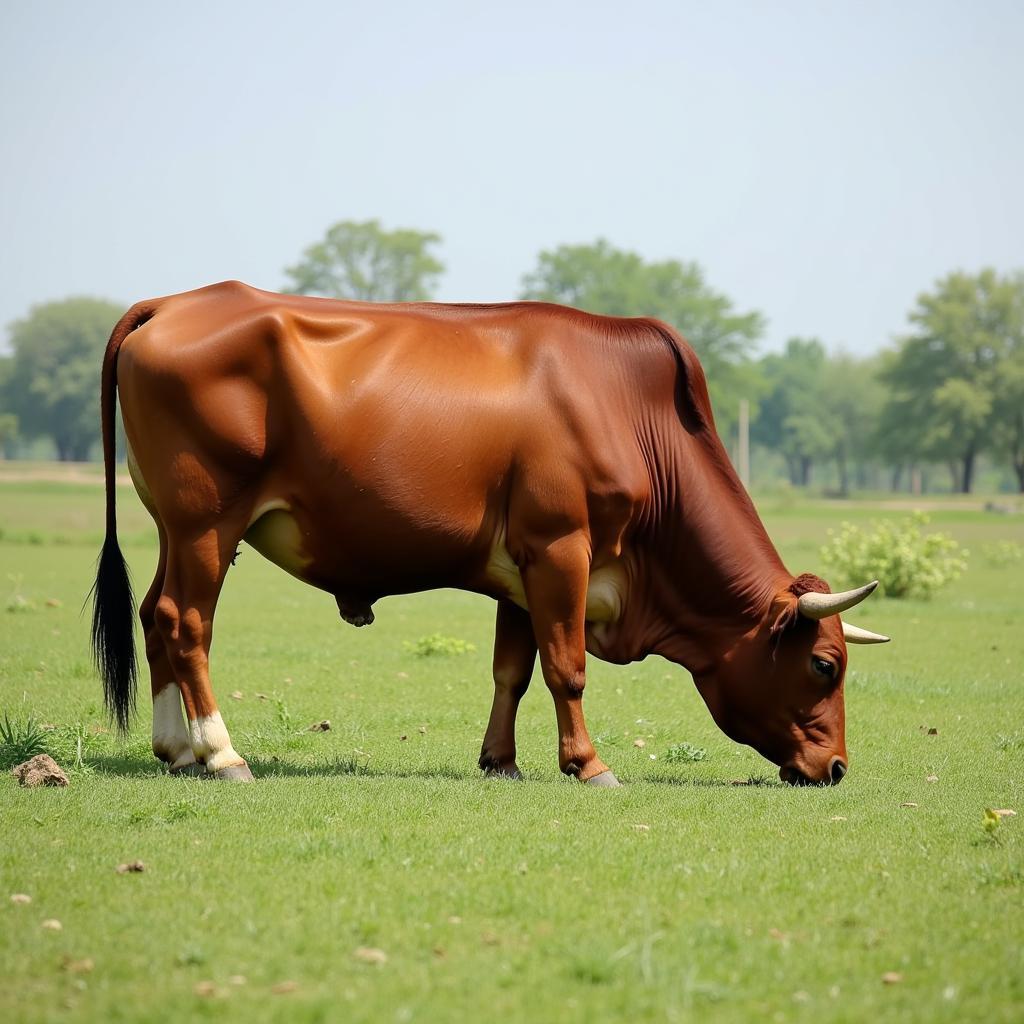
[243,501,626,624]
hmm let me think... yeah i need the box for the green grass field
[2,478,1022,1023]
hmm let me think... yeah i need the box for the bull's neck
[638,427,790,673]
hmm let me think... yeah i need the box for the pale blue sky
[1,0,1021,354]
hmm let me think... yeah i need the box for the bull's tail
[90,303,156,734]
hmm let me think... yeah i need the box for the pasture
[1,476,1022,1023]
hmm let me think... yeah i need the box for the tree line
[1,220,1021,493]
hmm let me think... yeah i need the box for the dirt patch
[12,754,69,787]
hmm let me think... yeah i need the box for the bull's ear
[769,590,799,637]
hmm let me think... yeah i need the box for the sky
[1,0,1022,355]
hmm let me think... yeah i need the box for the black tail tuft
[91,534,137,734]
[90,302,153,735]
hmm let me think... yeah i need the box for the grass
[1,478,1022,1023]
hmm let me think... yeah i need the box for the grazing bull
[91,281,888,785]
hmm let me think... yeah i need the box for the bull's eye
[811,656,837,679]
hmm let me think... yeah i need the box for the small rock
[230,691,244,700]
[926,775,938,783]
[271,980,299,994]
[633,738,646,749]
[41,919,62,931]
[12,754,69,788]
[882,972,903,985]
[255,693,268,701]
[308,720,331,732]
[116,861,145,874]
[10,893,32,905]
[418,725,428,734]
[399,734,408,741]
[927,727,938,736]
[353,947,388,965]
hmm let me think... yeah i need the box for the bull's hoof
[210,763,255,782]
[483,766,524,781]
[584,770,622,788]
[169,761,205,778]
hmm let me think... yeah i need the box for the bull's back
[116,282,623,597]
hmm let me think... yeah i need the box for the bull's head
[693,575,888,785]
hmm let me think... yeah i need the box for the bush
[820,512,967,599]
[981,540,1024,568]
[404,633,477,657]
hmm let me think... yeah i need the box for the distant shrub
[405,633,477,657]
[820,512,967,599]
[981,540,1024,568]
[663,742,709,764]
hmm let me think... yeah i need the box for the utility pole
[738,398,750,488]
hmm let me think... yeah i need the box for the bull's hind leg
[155,521,251,781]
[141,529,199,774]
[521,533,618,786]
[479,600,536,779]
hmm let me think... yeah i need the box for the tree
[283,219,444,302]
[989,277,1024,491]
[880,269,1023,493]
[2,297,124,461]
[822,354,885,494]
[519,240,764,434]
[752,338,835,486]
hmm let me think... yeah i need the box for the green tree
[2,298,123,461]
[822,354,885,494]
[283,219,444,301]
[990,279,1024,491]
[519,239,764,434]
[881,269,1022,493]
[752,338,835,486]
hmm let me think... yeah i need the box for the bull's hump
[485,542,626,623]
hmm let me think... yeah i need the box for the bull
[91,281,888,784]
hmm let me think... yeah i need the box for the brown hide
[96,281,859,784]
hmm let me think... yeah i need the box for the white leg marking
[152,685,196,771]
[189,712,245,773]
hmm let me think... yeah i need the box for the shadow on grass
[84,752,477,783]
[83,753,785,788]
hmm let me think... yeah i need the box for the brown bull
[91,281,888,785]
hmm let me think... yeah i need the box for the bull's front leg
[520,533,619,787]
[479,599,536,779]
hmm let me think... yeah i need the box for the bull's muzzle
[780,755,847,786]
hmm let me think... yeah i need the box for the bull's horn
[843,622,891,644]
[797,580,879,619]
